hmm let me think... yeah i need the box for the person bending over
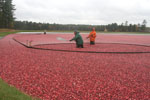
[70,31,84,48]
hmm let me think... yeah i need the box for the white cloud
[13,0,150,26]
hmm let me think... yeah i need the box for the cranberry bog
[0,33,150,100]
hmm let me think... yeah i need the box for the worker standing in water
[87,27,96,45]
[70,31,84,48]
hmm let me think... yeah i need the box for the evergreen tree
[0,0,4,28]
[0,0,15,28]
[141,19,147,32]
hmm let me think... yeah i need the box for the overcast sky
[13,0,150,26]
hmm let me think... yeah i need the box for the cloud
[13,0,150,26]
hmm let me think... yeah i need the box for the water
[17,32,150,35]
[17,32,73,34]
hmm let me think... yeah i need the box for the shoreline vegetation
[0,78,40,100]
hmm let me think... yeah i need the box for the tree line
[0,0,148,32]
[14,20,147,32]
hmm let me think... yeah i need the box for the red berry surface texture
[0,33,150,100]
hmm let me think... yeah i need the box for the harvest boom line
[13,37,150,54]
